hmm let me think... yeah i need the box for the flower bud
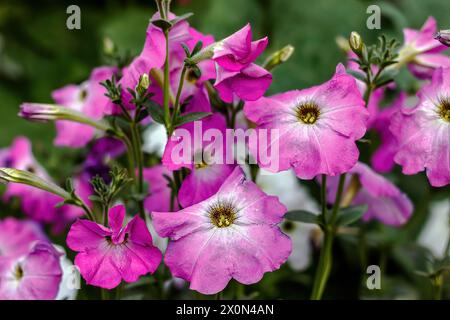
[349,31,363,56]
[136,73,150,98]
[435,29,450,47]
[19,103,112,132]
[0,168,71,200]
[103,37,116,56]
[263,45,295,71]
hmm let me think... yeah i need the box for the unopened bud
[435,29,450,47]
[103,37,116,56]
[262,44,295,71]
[0,168,71,199]
[136,74,150,97]
[19,103,113,132]
[349,31,363,56]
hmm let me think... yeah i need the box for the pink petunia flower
[162,113,236,207]
[211,24,271,103]
[214,63,272,103]
[400,17,450,79]
[52,66,117,148]
[244,64,368,179]
[117,12,193,112]
[390,67,450,187]
[66,205,162,289]
[0,242,62,300]
[327,162,413,227]
[152,167,291,295]
[212,23,268,72]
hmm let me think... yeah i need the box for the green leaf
[285,210,320,224]
[170,13,194,26]
[152,19,173,31]
[336,204,368,226]
[346,69,366,82]
[191,41,204,56]
[173,112,211,128]
[145,101,165,125]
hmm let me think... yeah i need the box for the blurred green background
[0,0,449,299]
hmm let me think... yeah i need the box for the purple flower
[152,167,291,295]
[390,67,450,187]
[67,205,162,289]
[327,162,413,227]
[244,64,368,179]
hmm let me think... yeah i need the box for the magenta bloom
[0,242,62,300]
[143,165,177,213]
[0,218,47,258]
[67,205,162,289]
[390,67,450,187]
[214,63,272,103]
[211,24,271,103]
[327,162,413,227]
[401,17,450,79]
[117,12,192,111]
[2,137,60,223]
[152,167,291,295]
[244,64,368,179]
[370,92,406,173]
[213,23,268,72]
[162,113,236,207]
[52,66,117,147]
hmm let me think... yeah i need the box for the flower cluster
[0,1,449,300]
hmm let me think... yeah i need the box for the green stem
[163,30,171,134]
[310,174,346,300]
[432,274,443,300]
[130,121,146,219]
[171,64,187,125]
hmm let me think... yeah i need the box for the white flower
[257,169,320,271]
[418,199,450,259]
[54,245,78,300]
[142,123,167,157]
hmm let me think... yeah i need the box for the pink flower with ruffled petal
[152,167,291,295]
[66,205,162,289]
[244,64,368,179]
[213,23,268,72]
[0,242,62,300]
[116,12,192,112]
[52,66,117,147]
[214,63,272,103]
[327,162,413,226]
[162,112,236,207]
[401,17,450,79]
[390,67,450,187]
[0,218,47,258]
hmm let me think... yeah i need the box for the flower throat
[296,102,320,124]
[208,200,237,228]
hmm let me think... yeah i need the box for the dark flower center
[438,97,450,122]
[282,221,296,232]
[296,102,320,124]
[14,264,24,280]
[208,200,237,228]
[186,68,200,84]
[105,233,129,245]
[79,89,88,101]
